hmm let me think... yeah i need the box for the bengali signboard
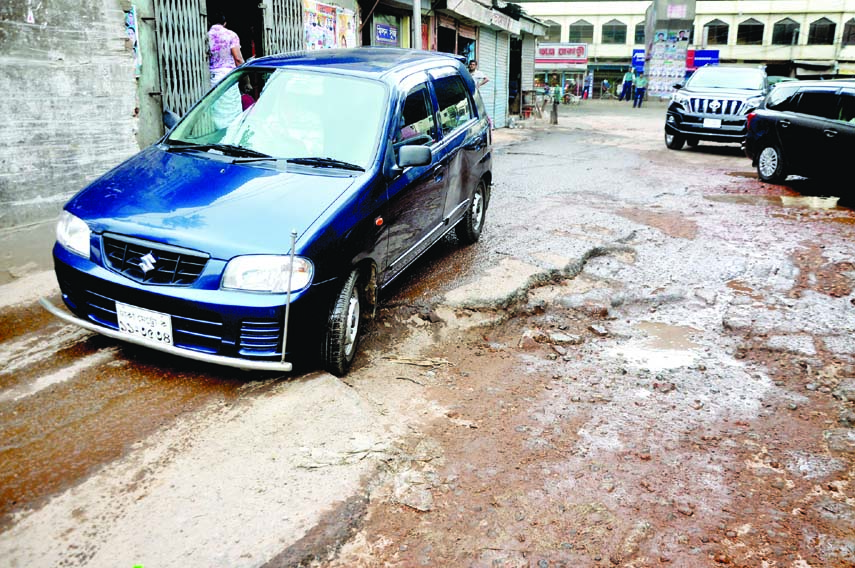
[375,23,398,46]
[535,43,588,71]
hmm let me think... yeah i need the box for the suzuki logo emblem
[138,252,157,274]
[709,101,721,111]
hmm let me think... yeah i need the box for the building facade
[519,0,855,94]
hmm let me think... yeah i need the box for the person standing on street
[619,68,635,102]
[208,13,244,128]
[550,81,561,124]
[468,60,489,90]
[633,71,648,108]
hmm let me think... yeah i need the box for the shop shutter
[265,0,305,53]
[493,31,510,128]
[521,34,535,90]
[153,0,209,117]
[478,28,497,124]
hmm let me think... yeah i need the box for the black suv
[665,66,768,150]
[744,79,855,183]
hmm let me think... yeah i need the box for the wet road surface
[2,100,854,566]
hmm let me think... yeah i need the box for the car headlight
[745,96,764,110]
[222,255,314,293]
[56,211,91,258]
[672,91,690,107]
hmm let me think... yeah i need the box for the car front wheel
[322,269,361,376]
[665,132,685,150]
[757,145,786,183]
[455,179,487,245]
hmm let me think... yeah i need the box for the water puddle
[607,321,701,371]
[705,195,841,209]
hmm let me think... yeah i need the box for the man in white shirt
[468,60,489,89]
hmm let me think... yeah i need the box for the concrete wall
[0,0,140,229]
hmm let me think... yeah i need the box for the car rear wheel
[686,138,699,148]
[757,145,786,183]
[455,179,487,245]
[322,269,361,376]
[665,132,685,150]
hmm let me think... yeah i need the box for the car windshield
[687,68,765,90]
[167,68,387,169]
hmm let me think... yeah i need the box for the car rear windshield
[168,68,387,169]
[687,68,765,90]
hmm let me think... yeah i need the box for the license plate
[116,302,174,345]
[703,118,722,129]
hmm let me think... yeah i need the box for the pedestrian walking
[618,68,635,102]
[633,71,648,108]
[582,72,593,99]
[208,13,244,128]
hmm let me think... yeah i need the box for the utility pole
[414,0,422,49]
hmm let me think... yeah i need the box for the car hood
[680,86,764,98]
[67,146,358,259]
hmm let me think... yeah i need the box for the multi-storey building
[516,0,855,95]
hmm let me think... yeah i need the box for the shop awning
[438,0,521,34]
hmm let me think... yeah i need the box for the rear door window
[837,91,855,123]
[433,75,473,136]
[765,84,800,111]
[795,90,840,120]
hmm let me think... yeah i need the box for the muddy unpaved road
[1,102,854,567]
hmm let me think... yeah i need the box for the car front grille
[689,98,747,116]
[103,233,209,285]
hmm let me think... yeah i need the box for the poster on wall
[648,29,688,97]
[303,0,337,50]
[336,8,357,48]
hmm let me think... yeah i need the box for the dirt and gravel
[1,101,853,567]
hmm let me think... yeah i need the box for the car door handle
[824,129,838,138]
[431,164,445,182]
[779,120,790,128]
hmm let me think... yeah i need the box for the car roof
[782,79,855,89]
[246,48,466,81]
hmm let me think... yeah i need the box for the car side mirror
[672,83,683,90]
[397,145,431,168]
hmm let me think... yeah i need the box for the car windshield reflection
[168,68,387,170]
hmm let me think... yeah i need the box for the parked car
[744,79,855,183]
[665,66,768,150]
[43,48,492,376]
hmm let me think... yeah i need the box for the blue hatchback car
[44,48,492,375]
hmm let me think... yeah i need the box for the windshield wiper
[286,157,365,171]
[163,141,272,159]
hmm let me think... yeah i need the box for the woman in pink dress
[208,13,244,128]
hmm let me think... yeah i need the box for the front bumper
[665,109,747,143]
[50,243,337,371]
[41,298,294,372]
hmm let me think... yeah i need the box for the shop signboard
[632,49,645,73]
[375,23,398,46]
[687,49,719,70]
[535,42,587,71]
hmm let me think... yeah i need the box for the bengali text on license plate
[703,118,722,129]
[116,302,173,345]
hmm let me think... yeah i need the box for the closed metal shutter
[153,0,209,117]
[265,0,305,54]
[494,31,510,128]
[521,34,535,91]
[478,28,497,124]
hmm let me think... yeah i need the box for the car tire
[756,144,786,183]
[665,132,685,150]
[455,179,487,245]
[686,138,699,148]
[322,269,361,376]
